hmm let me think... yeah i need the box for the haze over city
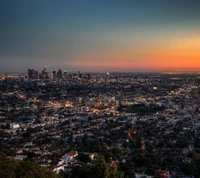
[1,0,200,72]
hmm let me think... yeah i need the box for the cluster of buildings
[28,66,91,80]
[0,72,200,177]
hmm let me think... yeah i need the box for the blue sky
[1,0,200,72]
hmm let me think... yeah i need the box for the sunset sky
[0,0,200,72]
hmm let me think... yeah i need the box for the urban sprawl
[1,67,200,178]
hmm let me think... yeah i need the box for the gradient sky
[1,0,200,72]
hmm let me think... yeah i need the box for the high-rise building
[52,71,56,80]
[28,69,32,80]
[49,72,54,80]
[35,70,39,79]
[63,70,67,80]
[57,69,62,79]
[28,69,38,79]
[39,73,43,79]
[105,72,109,82]
[32,69,36,79]
[73,73,77,79]
[68,75,72,79]
[44,66,47,73]
[78,71,82,78]
[87,74,91,80]
[42,66,48,79]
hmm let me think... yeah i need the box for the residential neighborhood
[0,72,200,177]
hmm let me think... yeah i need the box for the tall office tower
[78,71,82,78]
[68,75,72,79]
[52,71,56,80]
[49,72,54,80]
[73,73,77,79]
[57,69,62,79]
[31,69,35,79]
[87,74,91,80]
[28,69,38,79]
[44,66,47,73]
[42,66,48,79]
[105,72,109,82]
[28,69,32,80]
[39,73,43,79]
[63,70,67,80]
[35,70,39,79]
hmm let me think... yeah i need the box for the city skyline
[1,0,200,72]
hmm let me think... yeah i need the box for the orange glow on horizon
[71,35,200,71]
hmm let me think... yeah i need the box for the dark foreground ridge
[0,153,61,178]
